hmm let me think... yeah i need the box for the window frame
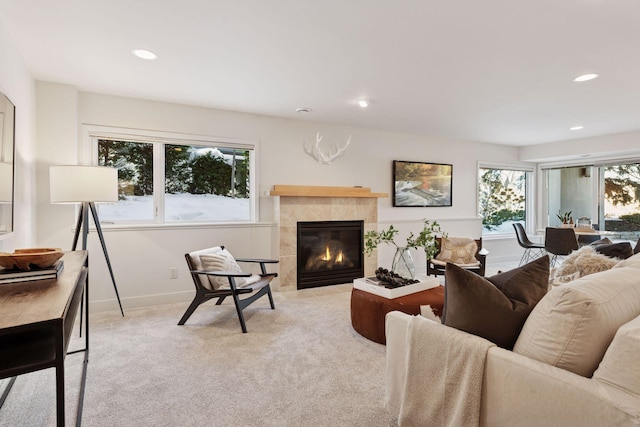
[81,124,258,227]
[477,162,535,237]
[540,156,640,233]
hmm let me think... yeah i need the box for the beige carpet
[0,284,393,426]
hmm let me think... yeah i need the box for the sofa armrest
[384,311,412,415]
[482,347,640,426]
[384,311,494,421]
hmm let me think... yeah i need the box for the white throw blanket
[389,315,495,427]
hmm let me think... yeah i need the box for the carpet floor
[0,284,392,426]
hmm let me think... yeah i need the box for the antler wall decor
[303,132,352,164]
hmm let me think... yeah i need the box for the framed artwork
[393,160,453,207]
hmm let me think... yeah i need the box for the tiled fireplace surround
[271,186,385,291]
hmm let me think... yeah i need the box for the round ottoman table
[350,286,445,345]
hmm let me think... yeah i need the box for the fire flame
[335,250,344,264]
[321,246,331,261]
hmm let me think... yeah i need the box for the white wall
[0,18,36,251]
[32,85,527,310]
[520,130,640,163]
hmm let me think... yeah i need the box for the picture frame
[393,160,453,207]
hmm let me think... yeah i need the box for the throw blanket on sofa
[392,315,495,427]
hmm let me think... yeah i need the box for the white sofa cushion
[614,251,640,269]
[513,266,640,377]
[593,314,640,397]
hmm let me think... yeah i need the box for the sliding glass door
[546,166,596,228]
[602,163,640,240]
[544,162,640,242]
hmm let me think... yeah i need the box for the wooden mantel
[270,185,387,198]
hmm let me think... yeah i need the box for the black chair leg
[178,294,206,325]
[230,291,248,333]
[267,286,275,309]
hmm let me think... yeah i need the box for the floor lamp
[50,165,124,316]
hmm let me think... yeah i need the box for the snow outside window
[96,137,253,224]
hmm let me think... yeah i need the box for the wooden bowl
[0,248,63,271]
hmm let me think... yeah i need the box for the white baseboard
[89,290,194,313]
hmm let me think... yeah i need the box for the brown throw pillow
[443,256,550,349]
[592,241,633,260]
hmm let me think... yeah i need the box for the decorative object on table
[50,165,124,316]
[354,275,440,299]
[577,216,591,228]
[303,132,351,164]
[0,258,64,284]
[393,160,453,207]
[557,210,573,227]
[0,247,63,270]
[370,267,419,288]
[364,219,447,280]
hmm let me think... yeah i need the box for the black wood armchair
[179,246,278,333]
[427,237,488,277]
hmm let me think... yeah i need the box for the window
[545,166,594,228]
[478,166,530,235]
[543,161,640,241]
[86,126,256,224]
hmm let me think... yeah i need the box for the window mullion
[154,142,164,223]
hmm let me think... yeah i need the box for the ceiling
[1,0,639,146]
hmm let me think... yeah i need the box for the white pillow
[593,315,640,397]
[513,266,640,377]
[200,249,245,289]
[614,251,640,269]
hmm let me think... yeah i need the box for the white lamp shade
[0,162,12,203]
[50,165,118,203]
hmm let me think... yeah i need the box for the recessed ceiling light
[570,126,584,131]
[296,107,312,113]
[573,73,599,82]
[132,49,157,60]
[356,99,369,108]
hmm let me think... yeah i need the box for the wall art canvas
[393,160,453,207]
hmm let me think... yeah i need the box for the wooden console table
[0,250,89,426]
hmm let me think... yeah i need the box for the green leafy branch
[364,220,447,260]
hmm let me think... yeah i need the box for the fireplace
[297,220,364,289]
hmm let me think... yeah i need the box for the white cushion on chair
[430,258,480,269]
[200,250,246,290]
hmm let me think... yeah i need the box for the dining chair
[513,223,546,266]
[544,227,578,267]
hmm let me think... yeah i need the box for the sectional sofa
[385,253,640,426]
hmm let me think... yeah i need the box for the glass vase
[391,247,415,280]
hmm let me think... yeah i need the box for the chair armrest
[234,258,279,275]
[234,258,279,264]
[190,269,252,278]
[479,248,490,256]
